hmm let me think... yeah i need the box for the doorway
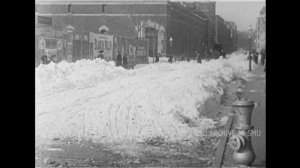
[145,27,158,58]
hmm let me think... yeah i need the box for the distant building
[215,15,237,53]
[237,31,251,50]
[185,1,216,49]
[255,6,266,52]
[225,21,238,52]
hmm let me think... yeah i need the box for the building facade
[215,15,237,54]
[185,1,216,49]
[36,0,238,64]
[36,0,208,60]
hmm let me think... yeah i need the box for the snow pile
[36,53,256,144]
[35,58,135,96]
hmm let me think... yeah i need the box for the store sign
[91,33,113,60]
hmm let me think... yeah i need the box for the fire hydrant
[228,97,256,166]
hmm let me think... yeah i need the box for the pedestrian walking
[116,51,122,67]
[209,48,214,59]
[155,54,160,63]
[254,50,259,64]
[97,50,104,59]
[260,48,266,66]
[123,53,128,68]
[221,49,226,59]
[168,55,173,63]
[196,51,202,63]
[251,48,256,64]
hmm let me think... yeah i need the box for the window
[68,4,72,13]
[101,5,106,14]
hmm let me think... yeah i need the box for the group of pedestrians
[247,48,266,72]
[97,50,128,69]
[251,48,259,64]
[115,51,128,68]
[167,47,217,64]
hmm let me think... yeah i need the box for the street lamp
[248,25,253,71]
[169,36,173,63]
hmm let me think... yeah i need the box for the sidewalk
[222,64,266,167]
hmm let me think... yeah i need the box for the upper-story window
[68,4,72,13]
[101,4,106,14]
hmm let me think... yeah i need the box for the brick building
[214,15,238,54]
[225,21,238,53]
[36,0,207,60]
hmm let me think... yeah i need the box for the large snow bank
[36,53,257,144]
[36,59,135,96]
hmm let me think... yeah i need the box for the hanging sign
[91,33,113,60]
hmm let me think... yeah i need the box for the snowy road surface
[36,52,257,144]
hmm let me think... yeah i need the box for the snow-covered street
[36,52,257,145]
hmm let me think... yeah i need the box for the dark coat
[222,50,226,58]
[116,54,122,66]
[98,53,104,59]
[168,56,173,63]
[196,53,202,63]
[41,55,50,65]
[155,55,159,62]
[123,55,128,67]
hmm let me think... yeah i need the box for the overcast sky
[215,0,265,31]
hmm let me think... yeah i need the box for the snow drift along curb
[36,53,257,144]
